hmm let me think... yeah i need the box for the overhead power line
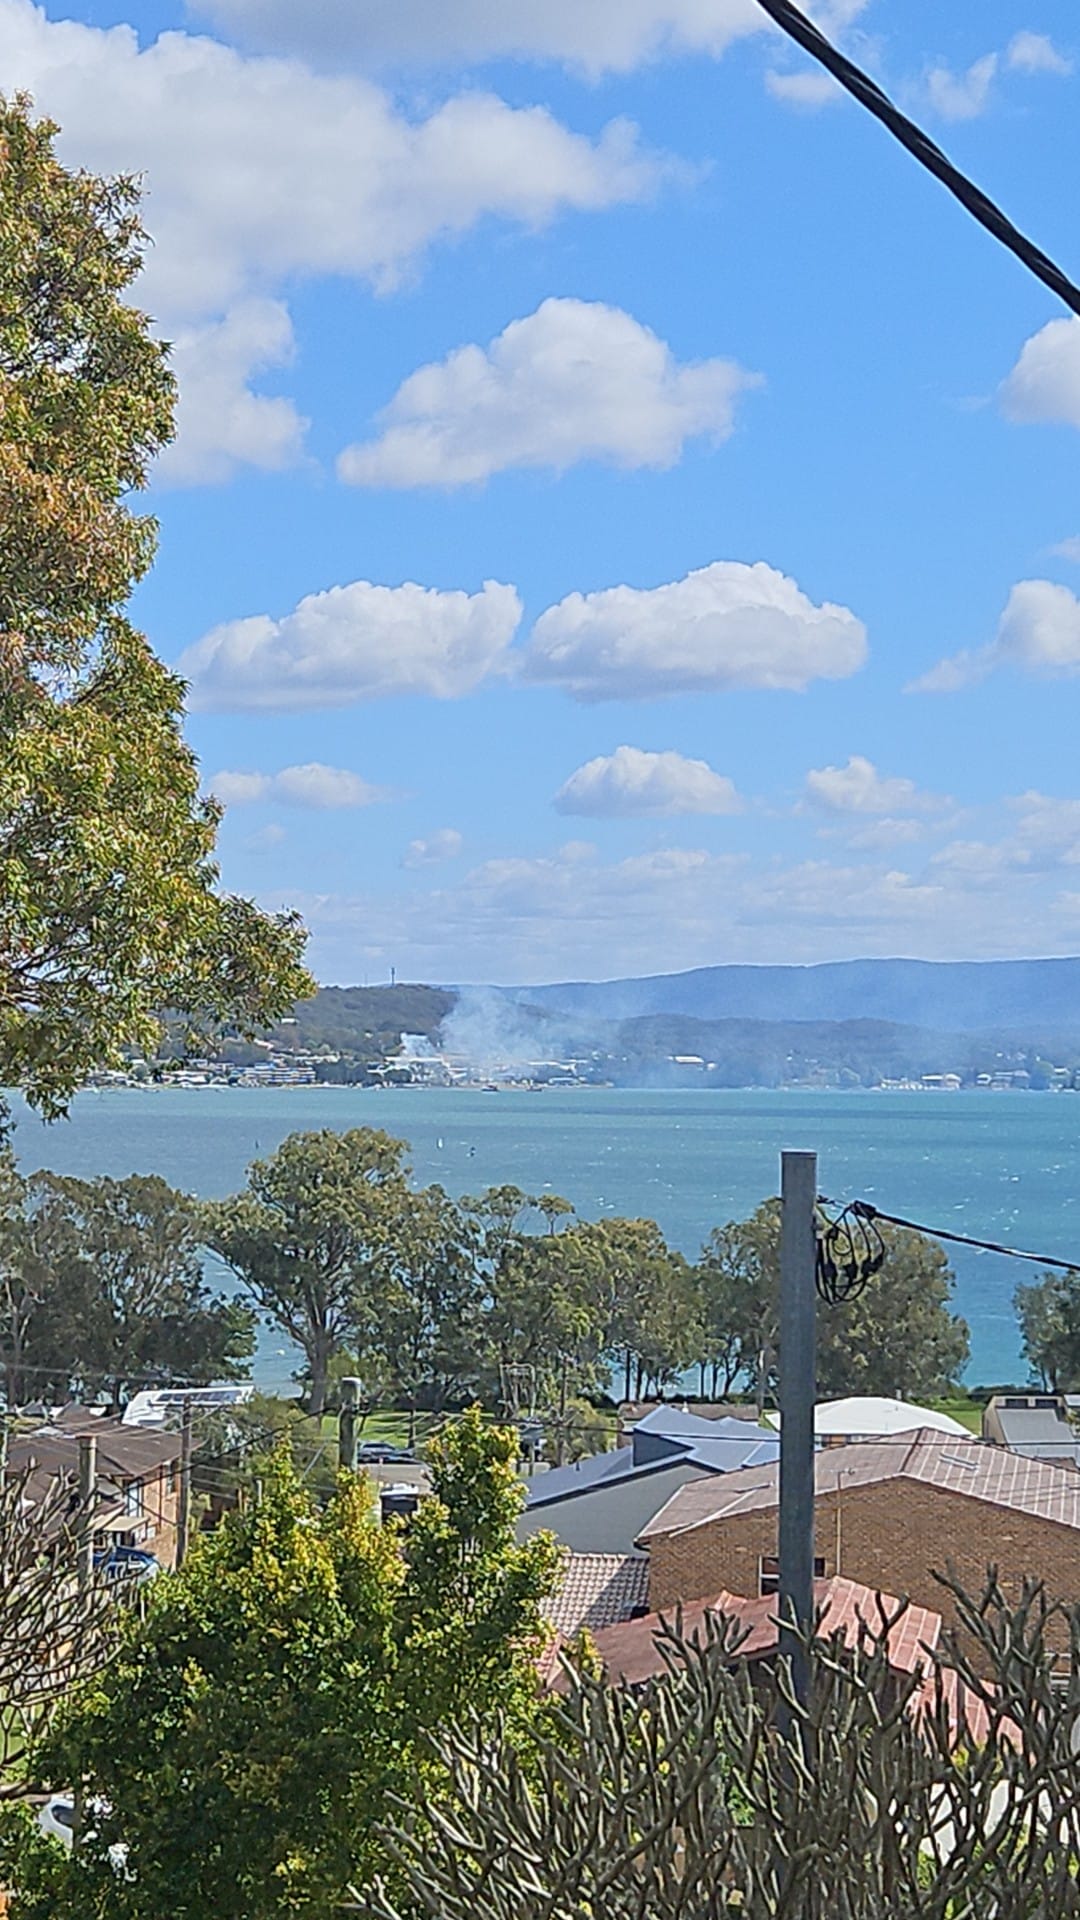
[753,0,1080,319]
[835,1198,1080,1276]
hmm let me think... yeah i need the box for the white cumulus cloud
[911,580,1080,692]
[925,53,998,120]
[554,745,742,817]
[1007,30,1072,74]
[0,0,664,483]
[1002,318,1080,430]
[765,69,842,109]
[338,299,759,489]
[403,829,464,868]
[524,560,867,701]
[188,0,870,78]
[181,579,522,712]
[208,763,388,807]
[803,755,943,816]
[156,300,307,486]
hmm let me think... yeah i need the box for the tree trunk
[308,1342,329,1419]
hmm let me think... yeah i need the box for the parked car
[93,1545,160,1584]
[37,1795,77,1846]
[355,1443,418,1465]
[37,1795,128,1873]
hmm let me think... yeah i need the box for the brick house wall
[104,1464,181,1568]
[647,1479,1080,1656]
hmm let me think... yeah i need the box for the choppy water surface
[11,1085,1080,1386]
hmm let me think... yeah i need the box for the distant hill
[268,984,455,1057]
[607,1014,1054,1088]
[516,958,1080,1036]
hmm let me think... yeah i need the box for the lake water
[9,1084,1080,1389]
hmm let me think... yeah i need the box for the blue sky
[12,0,1080,983]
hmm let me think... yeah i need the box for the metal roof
[525,1421,779,1512]
[991,1405,1080,1466]
[764,1396,971,1439]
[638,1428,1080,1542]
[587,1576,940,1685]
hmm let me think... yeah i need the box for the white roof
[122,1384,254,1428]
[764,1396,970,1438]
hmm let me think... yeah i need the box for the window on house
[124,1479,143,1518]
[759,1555,825,1597]
[166,1464,177,1496]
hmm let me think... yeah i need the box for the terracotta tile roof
[585,1577,994,1745]
[710,1578,942,1673]
[545,1552,650,1638]
[638,1429,1080,1543]
[587,1577,940,1686]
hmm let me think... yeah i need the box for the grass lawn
[316,1409,438,1449]
[927,1397,984,1434]
[316,1406,621,1454]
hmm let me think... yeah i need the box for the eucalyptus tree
[700,1200,969,1406]
[18,1171,254,1407]
[0,93,310,1117]
[204,1128,412,1416]
[364,1184,484,1443]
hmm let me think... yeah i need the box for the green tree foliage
[699,1200,969,1404]
[586,1216,700,1404]
[0,1168,252,1406]
[204,1128,413,1417]
[1015,1269,1080,1390]
[363,1184,483,1442]
[17,1412,559,1920]
[0,94,311,1115]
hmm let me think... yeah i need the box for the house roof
[712,1578,942,1673]
[637,1429,1080,1543]
[525,1446,642,1507]
[9,1418,180,1487]
[990,1404,1080,1466]
[620,1401,759,1426]
[525,1423,778,1512]
[123,1385,254,1429]
[545,1552,650,1639]
[588,1576,942,1687]
[631,1406,770,1445]
[583,1576,995,1744]
[763,1396,970,1439]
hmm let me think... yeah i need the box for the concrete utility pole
[778,1149,818,1723]
[76,1432,97,1598]
[339,1377,360,1473]
[176,1397,194,1568]
[73,1432,97,1850]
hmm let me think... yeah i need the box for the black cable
[754,0,1080,319]
[843,1198,1080,1275]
